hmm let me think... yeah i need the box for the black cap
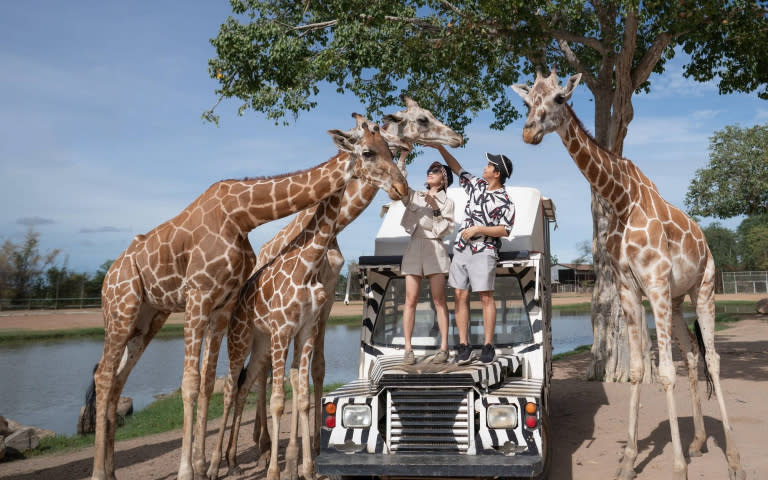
[485,152,513,177]
[428,161,453,188]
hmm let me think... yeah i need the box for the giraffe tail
[693,320,714,399]
[78,363,98,434]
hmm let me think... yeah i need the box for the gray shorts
[448,247,497,292]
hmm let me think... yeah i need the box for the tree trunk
[585,86,655,383]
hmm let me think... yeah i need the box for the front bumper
[315,452,543,478]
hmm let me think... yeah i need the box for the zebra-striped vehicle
[316,187,556,479]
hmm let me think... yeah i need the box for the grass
[0,316,360,344]
[26,381,347,457]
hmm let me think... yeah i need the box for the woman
[399,161,456,364]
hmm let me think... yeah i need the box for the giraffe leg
[285,366,301,480]
[298,331,317,480]
[250,357,271,463]
[226,336,269,474]
[92,295,158,480]
[615,283,643,480]
[310,306,329,455]
[178,293,208,480]
[209,308,254,480]
[669,297,706,457]
[647,282,687,480]
[267,331,291,480]
[192,308,231,478]
[693,275,746,480]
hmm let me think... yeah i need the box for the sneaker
[403,349,416,365]
[456,343,472,365]
[432,349,449,364]
[479,344,496,363]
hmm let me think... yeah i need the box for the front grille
[388,388,471,453]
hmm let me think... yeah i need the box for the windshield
[371,275,533,349]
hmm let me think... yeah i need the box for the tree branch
[552,30,608,55]
[631,31,678,90]
[557,39,598,91]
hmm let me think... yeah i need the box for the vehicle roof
[374,186,556,256]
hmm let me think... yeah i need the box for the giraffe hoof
[226,464,243,476]
[615,465,637,480]
[688,448,703,457]
[729,467,746,480]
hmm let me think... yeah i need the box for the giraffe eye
[554,94,565,104]
[417,116,429,125]
[362,150,376,160]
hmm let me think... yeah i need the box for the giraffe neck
[557,105,637,218]
[223,153,354,232]
[288,186,345,266]
[255,177,377,270]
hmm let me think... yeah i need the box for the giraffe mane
[224,153,347,182]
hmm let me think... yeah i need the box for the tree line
[0,229,112,306]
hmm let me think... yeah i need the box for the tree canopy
[686,123,768,218]
[207,0,768,152]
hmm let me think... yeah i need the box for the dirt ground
[1,294,766,479]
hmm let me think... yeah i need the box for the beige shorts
[400,237,451,277]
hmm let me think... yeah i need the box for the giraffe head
[511,69,582,145]
[381,95,464,148]
[328,121,407,201]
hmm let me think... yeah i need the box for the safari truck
[316,187,557,479]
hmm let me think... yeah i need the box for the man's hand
[461,226,481,241]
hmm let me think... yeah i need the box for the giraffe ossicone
[511,70,745,480]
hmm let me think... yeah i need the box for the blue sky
[1,1,766,276]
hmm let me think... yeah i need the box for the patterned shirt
[454,169,515,253]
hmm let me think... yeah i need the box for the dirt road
[1,296,766,479]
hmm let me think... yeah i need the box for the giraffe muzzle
[522,128,543,145]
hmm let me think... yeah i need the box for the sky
[1,1,766,276]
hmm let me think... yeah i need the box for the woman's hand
[424,193,438,209]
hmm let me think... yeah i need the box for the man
[428,144,515,364]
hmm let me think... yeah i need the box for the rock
[757,298,768,314]
[117,397,133,419]
[0,415,10,436]
[77,405,95,435]
[4,427,39,451]
[79,397,134,433]
[30,426,56,441]
[0,436,5,461]
[5,418,21,433]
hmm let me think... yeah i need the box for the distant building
[551,263,595,293]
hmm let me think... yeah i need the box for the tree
[737,214,768,269]
[571,240,593,266]
[702,222,738,270]
[208,1,768,382]
[686,123,768,218]
[0,229,60,304]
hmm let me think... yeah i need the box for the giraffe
[511,70,745,480]
[207,122,400,480]
[86,126,407,480]
[219,101,463,470]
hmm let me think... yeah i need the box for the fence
[721,271,768,294]
[0,297,102,311]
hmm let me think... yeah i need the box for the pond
[0,305,738,436]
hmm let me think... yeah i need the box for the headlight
[487,404,518,429]
[342,404,372,428]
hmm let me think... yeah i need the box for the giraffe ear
[382,112,403,124]
[328,129,356,152]
[562,73,582,99]
[510,84,530,99]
